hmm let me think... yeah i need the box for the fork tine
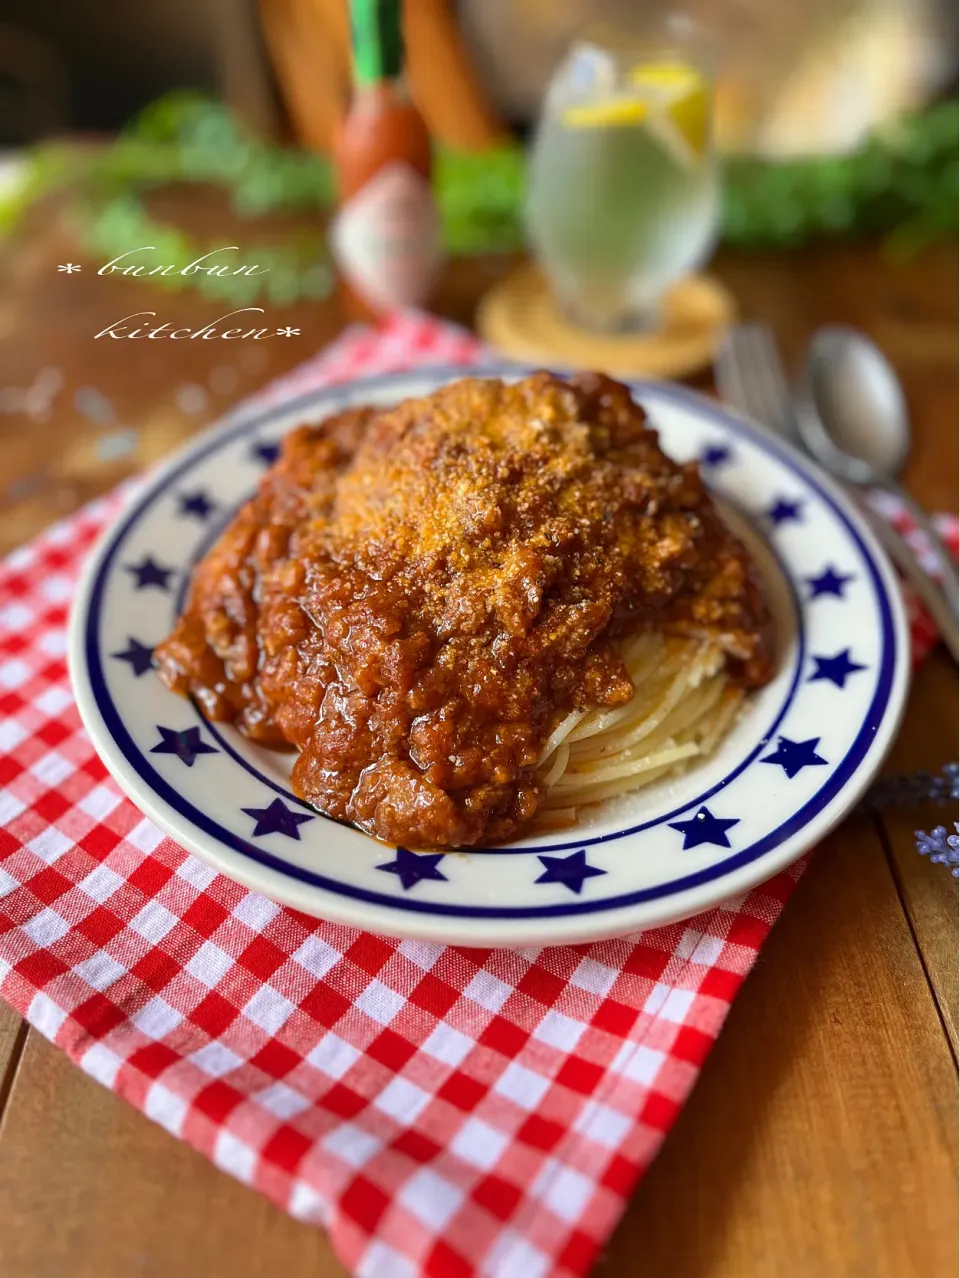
[715,329,749,418]
[715,324,797,440]
[744,327,787,429]
[717,326,769,425]
[750,327,795,437]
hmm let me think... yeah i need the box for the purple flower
[862,763,959,811]
[914,824,960,878]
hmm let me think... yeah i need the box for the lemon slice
[630,60,709,156]
[563,97,649,129]
[630,60,702,96]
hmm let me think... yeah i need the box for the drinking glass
[526,16,719,333]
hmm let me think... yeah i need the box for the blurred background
[0,0,956,552]
[0,0,956,150]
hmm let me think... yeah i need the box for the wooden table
[0,195,956,1277]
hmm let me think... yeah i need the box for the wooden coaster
[476,262,737,380]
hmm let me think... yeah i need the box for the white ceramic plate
[69,367,910,946]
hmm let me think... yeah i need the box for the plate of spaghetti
[69,367,910,945]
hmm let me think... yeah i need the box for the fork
[714,322,959,662]
[715,323,800,443]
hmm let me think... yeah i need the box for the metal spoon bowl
[797,325,959,626]
[798,327,909,485]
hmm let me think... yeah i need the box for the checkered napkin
[0,313,954,1278]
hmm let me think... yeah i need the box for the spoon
[797,326,959,658]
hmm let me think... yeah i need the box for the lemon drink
[527,48,719,332]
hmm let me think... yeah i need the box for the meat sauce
[155,373,773,848]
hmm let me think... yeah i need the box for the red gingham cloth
[0,313,955,1278]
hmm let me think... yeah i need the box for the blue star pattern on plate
[125,555,174,591]
[760,735,827,779]
[110,637,155,677]
[700,443,733,469]
[808,649,867,689]
[242,797,315,840]
[807,566,854,599]
[150,725,218,767]
[767,497,805,526]
[668,806,740,850]
[177,490,217,520]
[378,846,448,891]
[250,440,280,467]
[534,849,606,894]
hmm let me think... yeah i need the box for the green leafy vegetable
[0,90,955,306]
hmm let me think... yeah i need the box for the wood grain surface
[0,190,956,1278]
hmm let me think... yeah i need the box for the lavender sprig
[860,763,959,812]
[914,824,960,878]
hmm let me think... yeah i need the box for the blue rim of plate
[78,366,903,920]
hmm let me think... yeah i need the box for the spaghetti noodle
[535,634,744,822]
